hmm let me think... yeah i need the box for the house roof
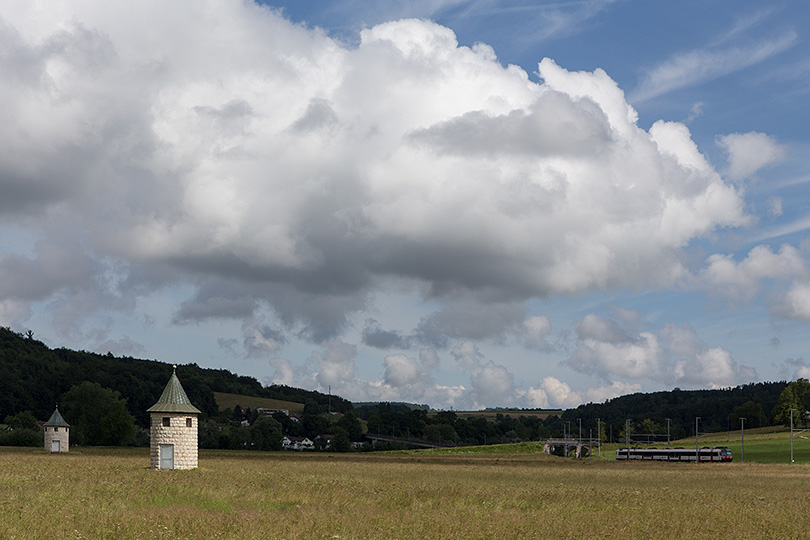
[44,406,70,427]
[146,367,201,414]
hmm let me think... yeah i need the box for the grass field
[212,392,305,414]
[3,443,810,539]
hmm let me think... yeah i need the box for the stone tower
[43,406,70,453]
[147,366,201,470]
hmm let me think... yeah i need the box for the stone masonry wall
[150,413,198,469]
[43,426,69,453]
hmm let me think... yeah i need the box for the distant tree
[331,426,351,452]
[0,410,42,447]
[222,425,251,450]
[335,412,363,441]
[303,399,324,416]
[250,416,282,451]
[424,424,441,443]
[773,378,810,428]
[301,413,329,439]
[425,423,457,444]
[640,418,656,435]
[730,401,768,428]
[272,411,301,437]
[4,410,39,430]
[773,379,810,428]
[232,405,244,422]
[62,381,137,446]
[199,419,223,449]
[0,427,42,446]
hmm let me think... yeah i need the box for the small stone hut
[147,366,201,470]
[43,406,70,453]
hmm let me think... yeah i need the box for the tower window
[186,418,192,427]
[162,417,171,427]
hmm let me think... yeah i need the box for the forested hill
[0,327,351,427]
[561,382,788,439]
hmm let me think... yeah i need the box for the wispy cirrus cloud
[631,30,797,103]
[458,0,623,42]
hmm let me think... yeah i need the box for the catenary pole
[790,409,795,464]
[597,418,601,458]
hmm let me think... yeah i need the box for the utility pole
[740,417,746,463]
[666,418,671,447]
[695,417,700,464]
[790,409,795,464]
[597,418,601,458]
[564,421,570,458]
[625,418,631,459]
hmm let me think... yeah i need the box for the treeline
[561,382,787,441]
[356,403,556,447]
[0,326,350,430]
[355,383,790,447]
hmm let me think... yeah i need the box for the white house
[281,436,314,451]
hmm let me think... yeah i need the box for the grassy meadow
[212,392,305,415]
[3,443,810,540]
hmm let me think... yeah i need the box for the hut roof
[147,367,202,414]
[44,406,70,427]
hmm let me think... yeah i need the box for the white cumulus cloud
[717,131,787,181]
[567,314,754,388]
[0,3,751,345]
[693,244,806,304]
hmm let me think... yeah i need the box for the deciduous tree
[62,381,137,446]
[772,379,810,428]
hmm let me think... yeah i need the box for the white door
[160,444,174,469]
[52,439,60,452]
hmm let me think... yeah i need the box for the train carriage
[615,446,732,462]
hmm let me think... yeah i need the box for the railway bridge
[364,433,455,449]
[541,438,600,458]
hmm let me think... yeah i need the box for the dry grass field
[2,445,810,540]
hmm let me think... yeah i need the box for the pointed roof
[147,367,201,414]
[44,406,70,428]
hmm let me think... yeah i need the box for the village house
[281,436,314,451]
[255,407,289,418]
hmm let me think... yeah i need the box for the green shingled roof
[44,406,70,427]
[147,368,201,414]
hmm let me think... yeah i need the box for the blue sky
[1,0,809,410]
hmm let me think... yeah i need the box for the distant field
[436,409,562,420]
[213,391,305,414]
[3,445,810,539]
